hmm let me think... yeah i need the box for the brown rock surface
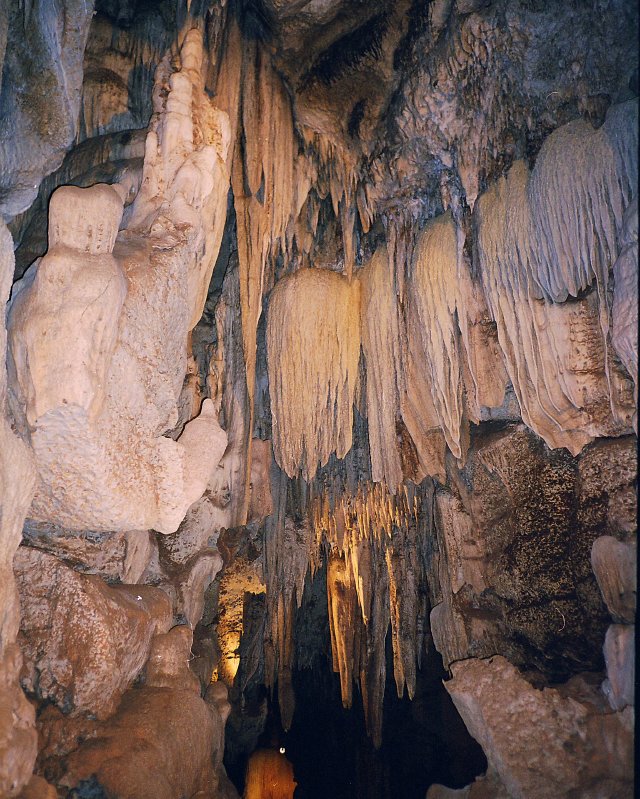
[429,425,611,677]
[15,547,172,719]
[175,551,224,629]
[158,496,220,566]
[21,521,153,584]
[36,705,99,781]
[144,625,201,694]
[445,656,634,799]
[62,686,234,799]
[427,770,510,799]
[0,645,37,798]
[16,774,58,799]
[602,624,635,711]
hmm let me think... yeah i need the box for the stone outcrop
[591,536,636,624]
[427,426,626,678]
[61,686,236,799]
[0,645,37,798]
[21,520,153,584]
[0,0,96,219]
[602,624,635,711]
[445,656,634,799]
[16,775,58,799]
[15,547,172,719]
[0,222,37,797]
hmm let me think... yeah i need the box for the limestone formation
[7,29,230,533]
[22,521,153,584]
[602,624,635,712]
[591,536,636,624]
[359,245,404,490]
[612,197,639,424]
[0,1,637,796]
[0,0,96,219]
[0,222,37,797]
[16,775,58,799]
[14,547,173,719]
[446,656,634,799]
[61,686,236,799]
[267,267,361,481]
[476,102,637,455]
[144,625,201,694]
[0,645,37,799]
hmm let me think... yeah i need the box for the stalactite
[476,100,637,454]
[266,268,361,481]
[327,553,360,711]
[359,246,404,491]
[526,100,637,305]
[611,198,638,424]
[263,466,316,729]
[527,99,637,425]
[399,213,467,480]
[358,544,389,749]
[310,479,430,745]
[477,161,598,453]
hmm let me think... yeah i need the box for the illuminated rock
[7,29,230,533]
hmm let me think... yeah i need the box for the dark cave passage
[225,647,487,799]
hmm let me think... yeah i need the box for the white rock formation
[611,197,638,427]
[267,267,361,481]
[359,245,404,490]
[7,29,230,533]
[476,101,637,455]
[0,221,38,797]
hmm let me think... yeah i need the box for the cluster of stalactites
[476,98,638,453]
[266,268,361,482]
[310,483,427,724]
[258,102,637,745]
[316,481,429,747]
[213,19,374,520]
[261,467,318,730]
[266,99,638,486]
[260,473,430,746]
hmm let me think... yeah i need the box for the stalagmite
[215,26,315,522]
[267,268,361,481]
[244,749,296,799]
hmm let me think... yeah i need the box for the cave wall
[0,1,636,797]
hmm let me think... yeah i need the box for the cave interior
[0,1,637,798]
